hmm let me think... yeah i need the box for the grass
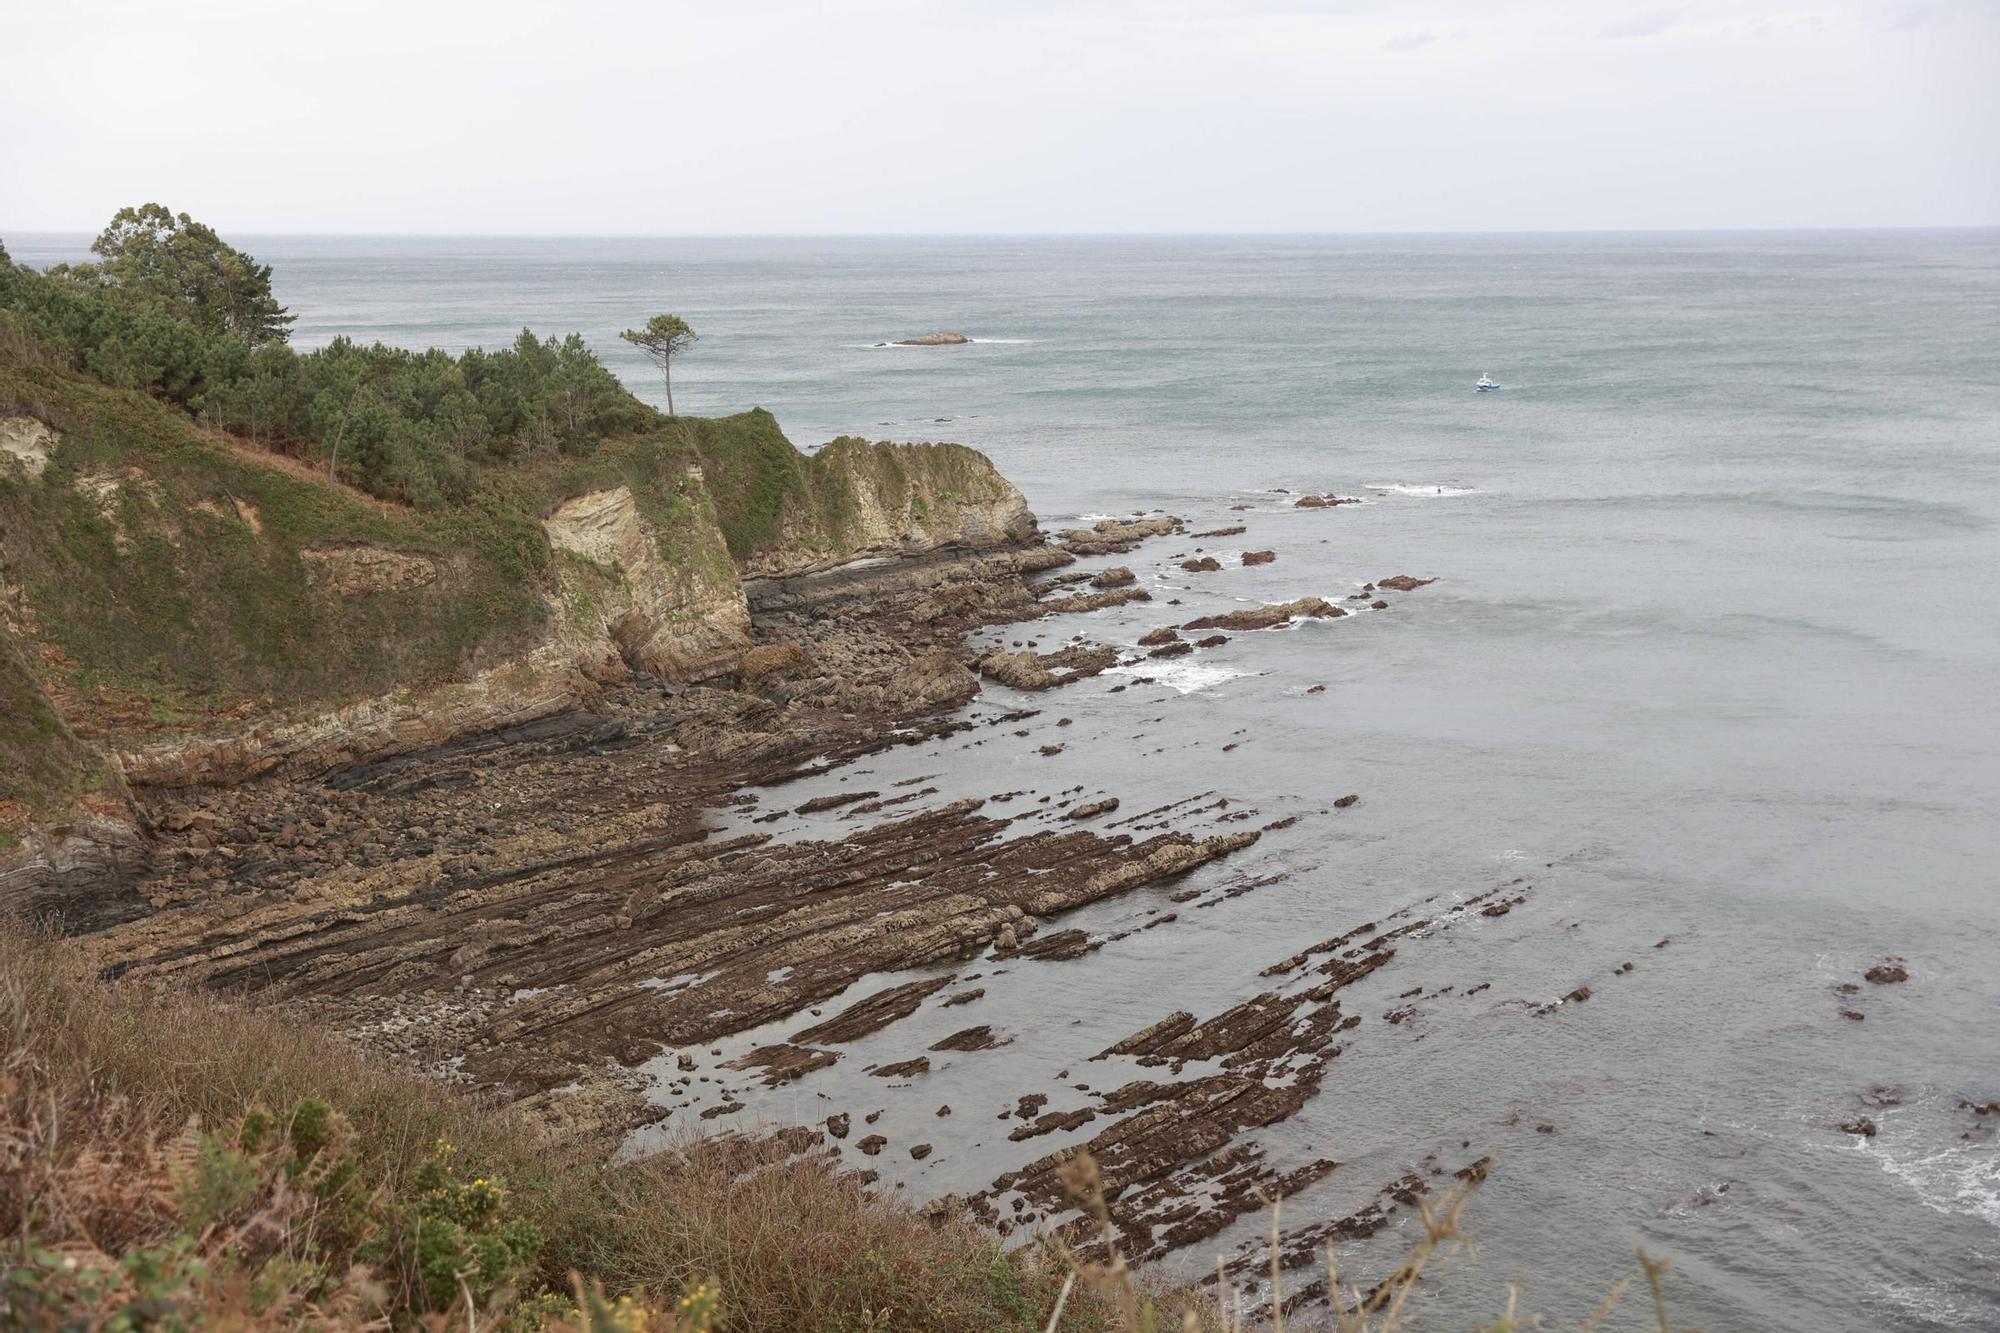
[0,625,117,828]
[0,929,1188,1331]
[0,358,993,765]
[0,360,557,746]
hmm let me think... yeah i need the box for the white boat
[1475,373,1500,392]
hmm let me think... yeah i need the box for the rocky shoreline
[47,481,1491,1295]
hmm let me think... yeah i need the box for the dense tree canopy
[1,207,663,507]
[52,204,294,347]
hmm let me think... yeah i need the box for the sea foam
[1104,660,1255,695]
[1367,482,1479,497]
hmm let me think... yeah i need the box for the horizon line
[6,224,1998,243]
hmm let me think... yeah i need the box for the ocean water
[11,231,2000,1328]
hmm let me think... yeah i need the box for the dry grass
[0,929,1112,1330]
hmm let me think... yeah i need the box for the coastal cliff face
[0,366,1039,905]
[734,437,1036,579]
[543,473,750,682]
[677,410,1036,579]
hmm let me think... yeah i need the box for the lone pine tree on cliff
[620,313,697,415]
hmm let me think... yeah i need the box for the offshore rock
[978,644,1119,691]
[1056,516,1184,557]
[1180,597,1344,632]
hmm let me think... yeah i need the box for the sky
[3,0,1996,235]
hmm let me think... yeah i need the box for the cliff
[0,362,1038,904]
[681,412,1036,578]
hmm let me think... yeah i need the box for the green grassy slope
[0,361,558,742]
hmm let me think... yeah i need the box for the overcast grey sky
[4,0,1995,234]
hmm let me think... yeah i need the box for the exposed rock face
[1180,557,1222,573]
[544,480,752,680]
[1376,574,1437,592]
[0,415,58,478]
[739,642,809,681]
[0,808,150,926]
[1181,597,1345,632]
[299,545,442,597]
[738,439,1036,580]
[112,661,588,789]
[1241,550,1276,566]
[1090,566,1137,589]
[111,478,754,791]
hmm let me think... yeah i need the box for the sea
[10,230,1999,1330]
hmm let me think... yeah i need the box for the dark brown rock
[931,1025,1010,1052]
[792,976,956,1045]
[1181,597,1345,632]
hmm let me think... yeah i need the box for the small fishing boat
[1475,373,1500,392]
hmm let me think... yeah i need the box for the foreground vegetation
[1,930,1198,1331]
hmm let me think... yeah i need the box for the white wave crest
[1104,660,1254,695]
[1867,1137,2000,1229]
[1367,482,1480,497]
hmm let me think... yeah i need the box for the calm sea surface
[12,231,2000,1329]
